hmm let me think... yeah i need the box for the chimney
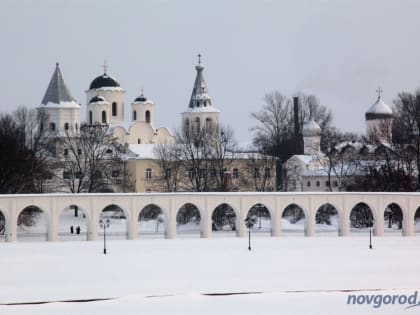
[293,97,301,154]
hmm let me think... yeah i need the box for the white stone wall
[1,192,418,242]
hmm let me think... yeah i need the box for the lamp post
[99,219,110,254]
[245,215,257,251]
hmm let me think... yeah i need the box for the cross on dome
[102,60,108,74]
[376,87,383,99]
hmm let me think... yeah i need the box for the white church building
[38,62,174,146]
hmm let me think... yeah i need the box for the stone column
[7,201,17,242]
[201,213,211,238]
[48,216,58,241]
[271,210,281,237]
[304,215,315,237]
[236,215,246,237]
[339,209,350,237]
[374,212,384,237]
[165,208,177,239]
[403,212,414,236]
[128,215,137,240]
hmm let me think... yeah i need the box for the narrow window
[233,168,239,179]
[50,122,56,131]
[145,110,151,123]
[63,149,69,156]
[75,123,78,131]
[316,181,320,187]
[325,181,330,187]
[333,181,338,187]
[166,168,171,179]
[137,138,141,144]
[64,122,69,130]
[102,110,107,124]
[307,181,311,187]
[265,168,271,178]
[89,111,93,125]
[146,168,152,180]
[133,110,137,121]
[112,102,117,116]
[254,168,260,179]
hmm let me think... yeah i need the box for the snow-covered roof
[41,101,81,109]
[182,106,221,113]
[127,144,156,159]
[41,63,80,108]
[365,97,393,118]
[303,119,321,137]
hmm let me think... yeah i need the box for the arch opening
[138,204,165,238]
[176,203,201,237]
[58,205,89,241]
[99,205,128,240]
[282,204,305,236]
[211,203,236,236]
[17,206,48,242]
[0,210,5,242]
[414,207,420,234]
[350,202,374,235]
[315,203,339,236]
[246,203,271,234]
[384,203,403,235]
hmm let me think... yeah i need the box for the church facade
[38,59,275,193]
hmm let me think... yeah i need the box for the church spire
[41,62,77,106]
[188,54,211,108]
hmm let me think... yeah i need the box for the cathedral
[39,62,174,146]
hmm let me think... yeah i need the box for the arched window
[102,111,107,124]
[206,118,212,131]
[145,110,151,123]
[194,117,200,134]
[112,102,117,116]
[184,118,190,135]
[133,110,137,121]
[75,123,78,131]
[64,122,69,130]
[50,122,56,131]
[137,138,141,144]
[89,111,93,125]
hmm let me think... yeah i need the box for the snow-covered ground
[1,236,420,314]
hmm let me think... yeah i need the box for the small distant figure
[76,226,81,235]
[70,225,74,234]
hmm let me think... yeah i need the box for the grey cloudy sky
[1,0,420,143]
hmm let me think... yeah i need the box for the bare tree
[153,143,182,192]
[250,91,333,190]
[55,124,134,193]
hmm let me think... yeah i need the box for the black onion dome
[89,95,106,103]
[89,74,120,89]
[134,95,147,102]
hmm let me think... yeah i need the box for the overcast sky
[1,0,420,143]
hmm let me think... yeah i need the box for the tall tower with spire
[181,55,221,136]
[38,63,80,135]
[365,88,393,144]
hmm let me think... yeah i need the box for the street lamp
[245,215,257,251]
[99,219,110,254]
